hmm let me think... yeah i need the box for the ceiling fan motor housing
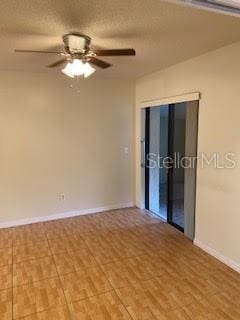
[62,33,91,54]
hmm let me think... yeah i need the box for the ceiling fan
[15,33,136,78]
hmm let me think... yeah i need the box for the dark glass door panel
[145,105,169,220]
[168,103,186,231]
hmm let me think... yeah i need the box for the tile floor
[0,207,240,319]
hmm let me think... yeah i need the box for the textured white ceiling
[1,0,240,78]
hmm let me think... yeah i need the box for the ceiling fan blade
[94,48,136,56]
[15,49,63,54]
[89,57,112,69]
[46,59,68,68]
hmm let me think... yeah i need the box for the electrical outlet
[59,194,65,201]
[124,147,129,154]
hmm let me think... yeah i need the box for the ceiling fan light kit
[15,33,136,79]
[62,59,96,78]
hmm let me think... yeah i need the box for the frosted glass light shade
[83,63,96,78]
[62,59,96,78]
[61,62,74,78]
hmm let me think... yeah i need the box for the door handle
[141,140,145,168]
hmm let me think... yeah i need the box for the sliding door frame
[145,107,150,211]
[145,103,184,232]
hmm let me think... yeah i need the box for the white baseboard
[0,202,134,229]
[194,239,240,274]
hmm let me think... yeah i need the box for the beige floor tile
[26,223,47,234]
[13,256,58,286]
[53,247,97,275]
[46,228,81,240]
[13,241,51,263]
[182,297,222,319]
[0,229,12,249]
[0,289,12,320]
[100,257,153,289]
[12,230,46,246]
[116,279,190,319]
[154,308,191,320]
[48,236,86,254]
[117,274,220,316]
[19,306,71,320]
[90,245,134,265]
[83,231,118,247]
[175,293,240,320]
[136,255,172,277]
[13,277,66,319]
[42,221,64,231]
[12,225,45,234]
[216,308,240,320]
[60,267,112,302]
[0,265,12,290]
[124,241,157,257]
[0,248,12,267]
[221,290,240,312]
[81,229,115,240]
[207,293,240,311]
[207,269,240,296]
[69,291,132,319]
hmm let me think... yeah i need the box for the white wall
[136,41,240,268]
[0,71,135,224]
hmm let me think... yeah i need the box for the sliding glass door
[145,103,188,232]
